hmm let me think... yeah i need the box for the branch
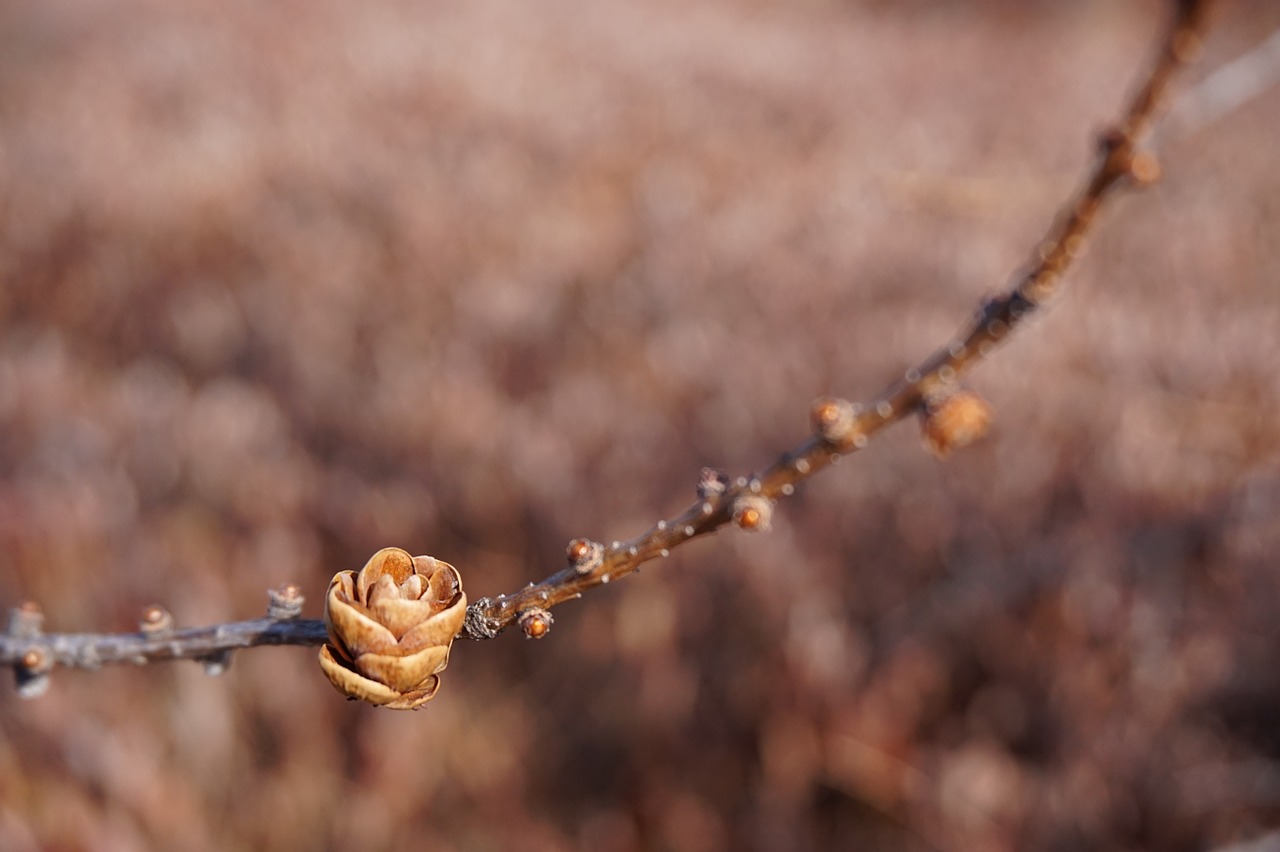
[1,587,325,697]
[460,0,1218,640]
[0,0,1218,691]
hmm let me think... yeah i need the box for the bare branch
[459,0,1219,640]
[2,589,325,696]
[0,1,1220,687]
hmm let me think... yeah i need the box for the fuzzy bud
[567,538,605,575]
[319,547,466,710]
[920,388,993,457]
[811,397,857,445]
[139,605,174,636]
[518,608,554,639]
[1129,151,1161,186]
[733,495,774,532]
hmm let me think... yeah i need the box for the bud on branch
[0,0,1222,703]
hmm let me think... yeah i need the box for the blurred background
[2,0,1278,849]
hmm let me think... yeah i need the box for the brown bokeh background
[2,1,1279,849]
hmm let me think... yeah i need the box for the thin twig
[0,0,1218,687]
[460,0,1218,640]
[1,587,319,696]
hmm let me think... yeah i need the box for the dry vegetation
[2,0,1279,849]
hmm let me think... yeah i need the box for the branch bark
[0,0,1219,690]
[2,588,323,696]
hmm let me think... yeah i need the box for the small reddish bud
[566,538,604,575]
[140,605,174,635]
[518,608,554,639]
[733,495,773,532]
[920,388,993,457]
[15,645,52,699]
[1129,151,1161,186]
[811,397,857,445]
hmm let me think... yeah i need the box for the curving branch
[0,0,1218,692]
[460,0,1218,639]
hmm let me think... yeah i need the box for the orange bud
[920,389,993,457]
[811,396,857,445]
[566,538,604,575]
[139,605,174,635]
[733,495,774,532]
[518,608,553,639]
[1129,151,1161,186]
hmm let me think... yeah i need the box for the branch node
[266,584,305,620]
[697,467,730,500]
[1098,126,1139,181]
[463,598,502,640]
[518,608,554,639]
[8,601,44,638]
[811,396,858,445]
[920,387,995,458]
[566,538,605,575]
[733,495,774,532]
[1007,290,1037,318]
[139,605,174,636]
[15,646,52,699]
